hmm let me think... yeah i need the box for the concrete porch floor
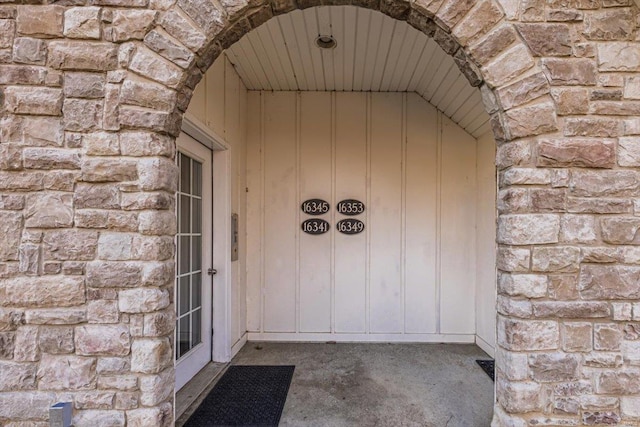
[177,342,495,427]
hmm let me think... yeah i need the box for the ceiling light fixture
[315,35,337,49]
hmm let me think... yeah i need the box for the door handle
[207,268,217,276]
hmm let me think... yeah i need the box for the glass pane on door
[176,153,205,360]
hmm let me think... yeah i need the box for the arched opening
[172,4,501,425]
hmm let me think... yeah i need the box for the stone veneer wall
[1,0,640,425]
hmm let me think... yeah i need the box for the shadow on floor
[177,342,495,427]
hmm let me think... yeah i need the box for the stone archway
[1,0,640,425]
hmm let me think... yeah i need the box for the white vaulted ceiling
[225,6,491,138]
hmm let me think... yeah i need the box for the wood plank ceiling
[225,6,491,138]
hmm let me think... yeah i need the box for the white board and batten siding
[246,91,484,343]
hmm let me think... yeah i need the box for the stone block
[38,326,74,354]
[498,273,547,298]
[580,264,640,299]
[500,167,550,186]
[562,322,592,352]
[451,0,503,46]
[4,276,85,308]
[120,76,177,111]
[0,392,56,420]
[504,100,558,139]
[516,23,571,56]
[468,24,518,66]
[75,324,131,356]
[139,368,174,406]
[602,217,640,244]
[4,86,62,116]
[129,46,182,89]
[551,88,589,115]
[496,140,531,168]
[64,7,101,39]
[498,316,559,351]
[74,183,120,209]
[583,8,634,41]
[497,378,543,413]
[543,58,597,86]
[63,98,103,132]
[12,37,46,65]
[7,326,36,361]
[582,411,621,425]
[143,310,175,337]
[159,9,207,53]
[48,41,118,71]
[532,246,580,273]
[138,157,178,192]
[619,137,640,166]
[0,19,14,49]
[570,169,640,197]
[0,361,37,391]
[483,44,535,88]
[98,374,138,391]
[537,139,615,169]
[498,214,560,245]
[144,29,194,69]
[115,391,139,410]
[0,331,15,358]
[119,288,170,313]
[74,391,116,410]
[97,357,131,375]
[530,188,566,212]
[87,300,120,324]
[98,233,133,261]
[107,10,156,42]
[594,323,622,351]
[496,72,549,110]
[81,158,138,182]
[73,410,125,427]
[43,229,98,261]
[64,73,106,99]
[126,405,171,427]
[497,247,530,272]
[138,211,176,236]
[621,397,640,418]
[564,118,619,138]
[177,0,225,36]
[597,369,640,394]
[0,308,24,332]
[130,338,172,373]
[16,5,63,38]
[38,354,96,390]
[581,396,619,411]
[533,301,610,318]
[0,212,22,261]
[529,353,580,382]
[598,42,640,72]
[497,295,533,318]
[86,261,142,288]
[141,261,173,287]
[560,214,597,243]
[24,308,86,325]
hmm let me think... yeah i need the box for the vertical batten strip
[365,92,372,335]
[330,92,337,335]
[295,92,302,334]
[401,93,407,334]
[435,111,442,335]
[259,92,266,334]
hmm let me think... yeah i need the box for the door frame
[183,113,233,363]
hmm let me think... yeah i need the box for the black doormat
[476,359,494,381]
[184,365,295,427]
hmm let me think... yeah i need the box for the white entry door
[175,131,213,391]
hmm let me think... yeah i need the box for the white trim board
[247,332,476,343]
[183,112,229,151]
[475,335,495,359]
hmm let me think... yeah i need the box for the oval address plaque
[337,218,365,235]
[337,199,365,216]
[302,218,330,235]
[301,199,330,215]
